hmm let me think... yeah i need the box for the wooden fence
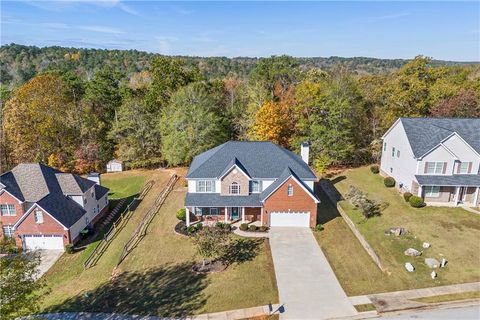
[116,174,179,267]
[83,180,155,269]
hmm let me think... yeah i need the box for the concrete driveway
[269,227,357,320]
[34,249,63,280]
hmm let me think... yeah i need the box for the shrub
[223,224,232,231]
[409,196,426,208]
[65,244,74,254]
[239,223,248,231]
[315,224,324,232]
[259,226,268,232]
[370,165,379,174]
[403,192,413,202]
[176,208,186,222]
[215,221,225,229]
[346,185,383,219]
[384,177,396,188]
[0,237,18,254]
[187,225,197,234]
[248,225,257,232]
[195,223,203,230]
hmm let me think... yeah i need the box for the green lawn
[412,291,480,304]
[317,166,480,295]
[102,170,147,199]
[40,169,278,317]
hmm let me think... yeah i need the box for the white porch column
[186,207,190,227]
[417,185,423,197]
[454,186,461,204]
[224,207,228,222]
[474,187,479,207]
[260,207,264,225]
[242,207,245,223]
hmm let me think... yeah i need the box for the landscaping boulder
[422,242,430,249]
[404,248,421,257]
[441,258,448,268]
[431,271,437,279]
[405,262,415,272]
[425,258,440,268]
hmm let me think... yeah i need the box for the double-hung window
[383,142,387,151]
[424,186,440,197]
[397,150,400,158]
[196,180,215,193]
[425,162,445,174]
[287,184,293,196]
[2,225,14,238]
[0,204,16,216]
[229,182,240,195]
[34,210,44,224]
[250,180,262,193]
[458,162,471,174]
[391,147,395,157]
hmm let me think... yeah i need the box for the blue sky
[1,1,479,61]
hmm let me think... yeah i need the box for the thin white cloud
[79,25,125,34]
[22,0,140,16]
[42,22,70,29]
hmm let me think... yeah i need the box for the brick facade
[263,177,318,228]
[0,191,24,238]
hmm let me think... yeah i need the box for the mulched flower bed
[174,221,190,236]
[191,260,227,274]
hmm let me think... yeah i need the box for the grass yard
[411,291,480,304]
[317,166,480,295]
[40,168,278,317]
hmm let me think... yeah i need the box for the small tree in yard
[346,186,383,220]
[0,252,46,320]
[192,227,230,268]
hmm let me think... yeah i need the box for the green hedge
[409,196,426,208]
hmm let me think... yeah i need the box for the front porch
[185,206,264,226]
[419,185,480,207]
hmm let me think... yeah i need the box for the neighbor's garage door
[23,235,64,251]
[269,212,310,227]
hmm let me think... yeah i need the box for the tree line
[0,52,479,174]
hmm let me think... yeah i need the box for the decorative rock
[425,258,440,268]
[441,258,448,268]
[422,242,430,249]
[404,248,422,257]
[431,271,437,279]
[405,262,415,272]
[385,227,408,236]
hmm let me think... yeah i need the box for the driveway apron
[269,227,357,320]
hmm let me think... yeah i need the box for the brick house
[0,163,109,251]
[381,118,480,207]
[185,141,319,228]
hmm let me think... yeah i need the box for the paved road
[380,305,480,319]
[269,227,357,320]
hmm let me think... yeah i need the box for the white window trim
[196,180,215,193]
[426,162,445,175]
[34,210,44,224]
[250,180,262,193]
[229,182,241,195]
[1,204,16,216]
[2,225,14,238]
[458,162,470,174]
[425,186,440,197]
[287,184,293,196]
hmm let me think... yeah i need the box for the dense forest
[0,43,479,174]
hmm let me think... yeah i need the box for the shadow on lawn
[221,238,263,266]
[45,262,209,318]
[314,180,343,225]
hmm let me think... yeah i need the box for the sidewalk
[349,282,480,313]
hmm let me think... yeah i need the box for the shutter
[457,163,461,174]
[468,162,472,174]
[442,162,447,174]
[424,162,429,174]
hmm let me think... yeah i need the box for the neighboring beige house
[106,159,124,172]
[380,118,480,207]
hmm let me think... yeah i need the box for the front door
[231,207,240,220]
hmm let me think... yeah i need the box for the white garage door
[269,212,310,227]
[23,235,64,251]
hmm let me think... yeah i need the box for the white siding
[262,180,275,190]
[69,216,87,241]
[442,134,480,174]
[380,120,418,190]
[188,180,196,192]
[304,181,314,191]
[419,146,455,175]
[69,195,83,207]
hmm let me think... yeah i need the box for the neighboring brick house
[0,163,109,251]
[184,141,319,228]
[380,118,480,207]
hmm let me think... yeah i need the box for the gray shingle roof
[186,141,317,180]
[415,174,480,187]
[260,167,319,202]
[95,184,109,200]
[400,118,480,158]
[185,193,262,207]
[0,163,109,228]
